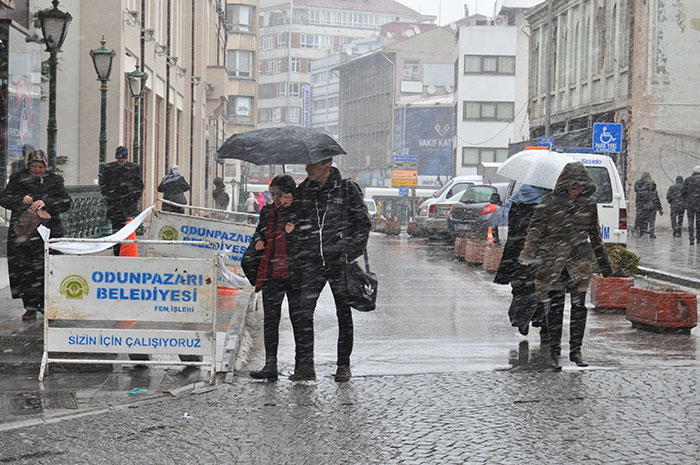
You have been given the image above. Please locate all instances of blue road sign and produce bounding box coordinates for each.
[401,147,409,155]
[398,186,409,196]
[392,155,419,163]
[592,122,623,153]
[538,137,554,149]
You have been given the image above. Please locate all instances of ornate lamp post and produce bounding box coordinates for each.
[127,62,148,165]
[89,37,115,175]
[37,0,72,170]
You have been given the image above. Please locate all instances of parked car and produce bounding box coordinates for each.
[425,190,469,236]
[447,183,510,241]
[415,175,483,235]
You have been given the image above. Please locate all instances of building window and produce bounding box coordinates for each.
[462,147,509,166]
[300,33,320,49]
[260,107,282,123]
[291,57,301,72]
[227,96,252,118]
[227,50,253,78]
[289,107,300,123]
[289,83,300,96]
[463,55,515,74]
[277,82,287,97]
[462,101,514,120]
[277,32,287,48]
[261,35,274,50]
[260,83,275,98]
[403,59,420,80]
[226,4,253,32]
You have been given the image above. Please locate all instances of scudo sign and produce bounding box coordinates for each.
[46,255,216,323]
[147,210,255,264]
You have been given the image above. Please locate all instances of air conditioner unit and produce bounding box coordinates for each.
[493,15,508,26]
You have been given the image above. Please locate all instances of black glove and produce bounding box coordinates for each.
[600,264,613,278]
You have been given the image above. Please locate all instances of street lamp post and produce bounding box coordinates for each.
[37,0,72,171]
[89,37,115,175]
[127,63,148,165]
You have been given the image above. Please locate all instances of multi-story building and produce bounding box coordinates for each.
[336,25,455,187]
[453,8,530,177]
[224,0,258,210]
[0,0,228,213]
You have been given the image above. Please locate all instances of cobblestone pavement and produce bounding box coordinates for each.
[0,365,698,464]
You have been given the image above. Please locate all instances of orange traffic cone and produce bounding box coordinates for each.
[119,218,139,257]
[486,226,494,244]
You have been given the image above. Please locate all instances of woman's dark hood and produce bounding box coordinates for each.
[552,161,597,199]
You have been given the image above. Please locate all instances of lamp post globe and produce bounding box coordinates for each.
[127,63,148,165]
[90,37,115,175]
[37,0,72,171]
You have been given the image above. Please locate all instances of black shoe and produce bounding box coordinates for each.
[570,351,589,367]
[517,323,529,336]
[650,234,656,238]
[21,310,36,322]
[289,364,316,381]
[334,366,352,383]
[250,364,278,381]
[548,350,562,371]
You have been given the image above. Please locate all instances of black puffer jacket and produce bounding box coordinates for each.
[294,167,371,266]
[682,172,700,212]
[99,161,144,218]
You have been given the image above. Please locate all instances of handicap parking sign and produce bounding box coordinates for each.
[592,122,623,153]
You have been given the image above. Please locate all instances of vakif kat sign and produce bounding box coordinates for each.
[146,210,255,265]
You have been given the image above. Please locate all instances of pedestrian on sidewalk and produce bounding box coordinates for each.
[245,192,257,224]
[666,176,685,237]
[637,181,663,238]
[292,159,371,382]
[157,165,190,214]
[0,150,72,321]
[247,175,300,381]
[494,184,550,343]
[633,172,652,235]
[99,146,144,256]
[212,177,230,211]
[519,162,612,370]
[682,166,700,245]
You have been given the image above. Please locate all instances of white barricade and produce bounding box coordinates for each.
[146,203,256,268]
[39,239,218,383]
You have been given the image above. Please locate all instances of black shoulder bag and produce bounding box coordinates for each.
[342,179,378,312]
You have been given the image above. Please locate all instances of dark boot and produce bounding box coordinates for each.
[548,348,562,372]
[569,351,589,367]
[539,327,550,348]
[289,363,316,381]
[250,358,278,381]
[334,366,352,382]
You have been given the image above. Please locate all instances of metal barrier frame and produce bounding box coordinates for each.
[39,238,218,384]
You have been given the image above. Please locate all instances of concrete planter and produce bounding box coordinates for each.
[463,239,485,264]
[590,275,635,313]
[626,287,697,333]
[482,245,503,272]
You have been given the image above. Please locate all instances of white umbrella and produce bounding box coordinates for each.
[497,149,574,189]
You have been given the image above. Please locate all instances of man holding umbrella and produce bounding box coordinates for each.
[291,159,371,382]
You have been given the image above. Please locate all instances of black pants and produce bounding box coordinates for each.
[670,207,684,236]
[542,271,587,357]
[260,278,300,362]
[687,209,700,243]
[293,262,353,367]
[637,209,657,237]
[509,277,545,329]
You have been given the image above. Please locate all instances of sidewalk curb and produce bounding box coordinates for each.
[637,266,700,290]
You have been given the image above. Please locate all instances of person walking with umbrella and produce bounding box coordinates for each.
[291,159,371,382]
[157,165,190,214]
[519,162,612,370]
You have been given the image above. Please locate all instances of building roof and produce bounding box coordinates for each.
[293,0,420,16]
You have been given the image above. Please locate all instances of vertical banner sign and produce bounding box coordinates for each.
[301,84,311,128]
[146,210,255,265]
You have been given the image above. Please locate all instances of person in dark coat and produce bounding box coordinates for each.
[666,176,685,237]
[0,150,72,321]
[637,181,663,238]
[99,146,143,255]
[248,175,300,381]
[520,162,612,370]
[494,184,550,342]
[633,172,651,235]
[212,177,230,211]
[157,165,190,214]
[681,166,700,245]
[291,160,371,382]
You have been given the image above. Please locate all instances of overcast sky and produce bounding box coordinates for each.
[397,0,542,25]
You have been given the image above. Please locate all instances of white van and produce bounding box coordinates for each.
[503,152,627,246]
[415,175,484,234]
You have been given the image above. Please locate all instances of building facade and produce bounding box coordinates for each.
[453,9,530,177]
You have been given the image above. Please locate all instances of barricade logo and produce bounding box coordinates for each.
[159,225,178,241]
[60,275,89,299]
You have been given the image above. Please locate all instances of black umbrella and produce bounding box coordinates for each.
[217,126,346,165]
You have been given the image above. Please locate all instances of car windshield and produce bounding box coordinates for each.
[460,186,496,203]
